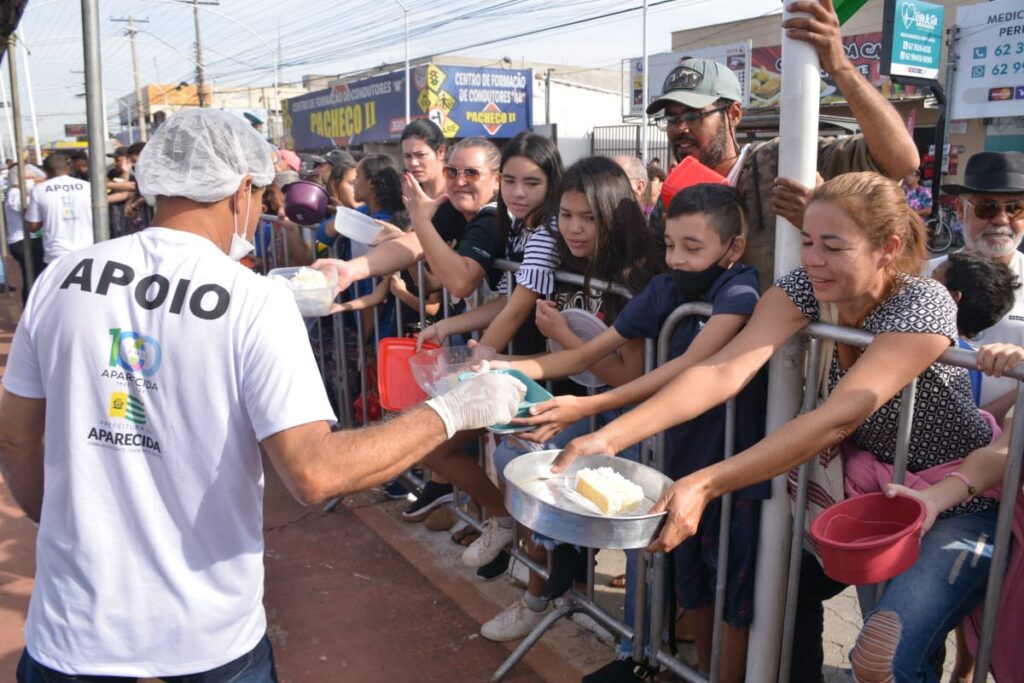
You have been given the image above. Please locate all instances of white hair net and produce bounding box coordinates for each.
[135,108,275,203]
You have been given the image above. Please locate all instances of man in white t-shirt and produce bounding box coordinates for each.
[24,153,94,264]
[4,166,47,305]
[927,151,1024,416]
[0,108,524,682]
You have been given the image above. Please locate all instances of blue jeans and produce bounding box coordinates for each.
[860,508,996,683]
[492,410,643,657]
[16,635,278,683]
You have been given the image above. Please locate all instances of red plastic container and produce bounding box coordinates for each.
[377,338,439,412]
[810,492,926,585]
[661,156,729,209]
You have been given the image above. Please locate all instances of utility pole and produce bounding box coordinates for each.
[111,15,149,141]
[177,0,220,107]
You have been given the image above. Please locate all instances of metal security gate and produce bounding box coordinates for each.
[591,124,670,163]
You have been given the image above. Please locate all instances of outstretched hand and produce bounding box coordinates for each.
[311,258,357,311]
[513,395,590,444]
[371,220,406,245]
[645,476,713,553]
[550,432,615,473]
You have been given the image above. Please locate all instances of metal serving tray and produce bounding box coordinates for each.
[503,450,672,550]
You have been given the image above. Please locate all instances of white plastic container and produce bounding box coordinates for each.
[334,207,383,244]
[267,266,338,317]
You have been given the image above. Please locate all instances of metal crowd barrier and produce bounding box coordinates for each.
[253,215,1023,682]
[777,322,1024,683]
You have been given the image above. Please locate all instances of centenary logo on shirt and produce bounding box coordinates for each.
[100,327,162,392]
[108,328,162,376]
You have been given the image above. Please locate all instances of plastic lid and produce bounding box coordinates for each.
[378,338,440,412]
[547,308,610,388]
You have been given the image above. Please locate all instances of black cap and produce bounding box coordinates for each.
[107,146,129,159]
[942,151,1024,195]
[325,149,355,167]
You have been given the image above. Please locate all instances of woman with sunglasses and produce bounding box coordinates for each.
[927,151,1024,423]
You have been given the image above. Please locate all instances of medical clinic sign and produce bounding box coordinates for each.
[951,0,1024,119]
[284,64,531,150]
[881,0,944,81]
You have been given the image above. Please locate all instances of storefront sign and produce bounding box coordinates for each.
[750,32,922,108]
[950,0,1024,119]
[421,64,532,140]
[882,0,944,81]
[628,42,751,116]
[284,64,531,150]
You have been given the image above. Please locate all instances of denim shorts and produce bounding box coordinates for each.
[673,498,760,627]
[17,634,278,683]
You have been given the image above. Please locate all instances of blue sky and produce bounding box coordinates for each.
[4,0,782,143]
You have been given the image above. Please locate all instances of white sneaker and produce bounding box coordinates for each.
[462,517,515,568]
[480,597,549,642]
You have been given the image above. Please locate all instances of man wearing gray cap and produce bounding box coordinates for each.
[0,108,524,681]
[646,0,919,288]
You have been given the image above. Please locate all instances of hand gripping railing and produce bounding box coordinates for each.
[251,223,1024,681]
[777,321,1024,683]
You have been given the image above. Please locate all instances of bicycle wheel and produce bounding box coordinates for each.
[926,220,954,254]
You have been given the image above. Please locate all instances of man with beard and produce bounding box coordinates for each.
[928,151,1024,418]
[646,0,919,287]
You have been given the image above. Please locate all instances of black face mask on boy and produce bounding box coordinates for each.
[670,238,735,302]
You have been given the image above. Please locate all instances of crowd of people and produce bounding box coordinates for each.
[1,0,1024,681]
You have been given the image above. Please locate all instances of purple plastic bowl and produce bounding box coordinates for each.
[282,180,329,225]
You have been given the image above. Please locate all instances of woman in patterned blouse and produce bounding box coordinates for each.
[557,172,1002,683]
[902,169,932,220]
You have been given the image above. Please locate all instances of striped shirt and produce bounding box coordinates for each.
[499,215,561,297]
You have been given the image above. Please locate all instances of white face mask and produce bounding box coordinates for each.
[228,189,255,261]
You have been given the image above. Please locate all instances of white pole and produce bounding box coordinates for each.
[395,0,411,125]
[0,71,14,160]
[640,0,649,163]
[16,32,43,164]
[745,7,821,681]
[272,49,280,144]
[101,86,109,150]
[404,7,410,124]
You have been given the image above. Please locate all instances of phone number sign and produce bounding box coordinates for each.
[951,0,1024,119]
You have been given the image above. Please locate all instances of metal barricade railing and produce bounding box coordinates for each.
[250,220,1024,682]
[776,321,1024,683]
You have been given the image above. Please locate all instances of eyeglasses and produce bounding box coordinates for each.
[654,106,728,131]
[964,198,1024,221]
[443,166,488,181]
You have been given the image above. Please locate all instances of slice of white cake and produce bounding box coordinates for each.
[575,467,645,515]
